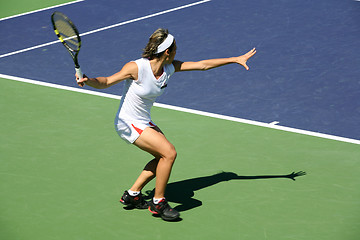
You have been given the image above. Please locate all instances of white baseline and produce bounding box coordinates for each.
[1,73,359,145]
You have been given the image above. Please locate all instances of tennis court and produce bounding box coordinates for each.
[1,1,359,239]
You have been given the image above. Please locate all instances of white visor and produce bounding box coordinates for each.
[155,34,174,54]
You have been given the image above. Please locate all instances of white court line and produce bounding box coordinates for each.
[79,0,211,37]
[0,0,85,22]
[0,0,211,59]
[1,73,359,145]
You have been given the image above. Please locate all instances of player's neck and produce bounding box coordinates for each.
[149,58,165,79]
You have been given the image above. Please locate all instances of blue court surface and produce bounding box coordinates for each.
[1,0,360,141]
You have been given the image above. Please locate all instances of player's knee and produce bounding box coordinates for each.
[165,144,177,163]
[171,148,178,162]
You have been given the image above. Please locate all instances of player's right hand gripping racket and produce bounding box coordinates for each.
[51,11,83,85]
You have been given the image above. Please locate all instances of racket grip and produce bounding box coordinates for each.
[75,67,83,80]
[75,67,84,86]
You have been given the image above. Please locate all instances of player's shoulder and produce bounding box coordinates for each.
[123,61,138,72]
[172,60,183,72]
[117,61,139,80]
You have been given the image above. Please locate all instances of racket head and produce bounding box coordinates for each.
[51,11,81,61]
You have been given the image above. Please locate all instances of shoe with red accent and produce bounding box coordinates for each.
[148,198,180,221]
[119,191,148,209]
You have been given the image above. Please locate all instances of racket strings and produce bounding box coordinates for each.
[53,15,80,51]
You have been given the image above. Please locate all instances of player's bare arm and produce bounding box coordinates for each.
[173,48,256,72]
[76,61,138,88]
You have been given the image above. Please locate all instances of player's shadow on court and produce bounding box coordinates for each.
[145,171,306,212]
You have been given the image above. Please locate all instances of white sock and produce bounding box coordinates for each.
[128,190,140,196]
[153,197,165,204]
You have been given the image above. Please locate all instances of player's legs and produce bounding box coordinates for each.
[132,126,177,199]
[129,158,159,192]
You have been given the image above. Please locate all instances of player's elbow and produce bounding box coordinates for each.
[198,62,209,71]
[201,66,213,71]
[198,61,213,71]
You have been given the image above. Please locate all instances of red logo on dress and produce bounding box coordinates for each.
[131,124,143,134]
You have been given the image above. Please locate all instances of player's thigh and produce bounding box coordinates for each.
[134,127,176,159]
[151,125,164,135]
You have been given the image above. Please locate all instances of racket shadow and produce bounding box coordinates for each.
[144,171,306,212]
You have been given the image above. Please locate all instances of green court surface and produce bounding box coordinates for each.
[1,78,359,240]
[0,0,76,19]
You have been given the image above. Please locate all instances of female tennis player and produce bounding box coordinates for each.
[76,28,256,221]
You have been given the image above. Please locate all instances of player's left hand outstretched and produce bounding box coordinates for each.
[236,48,257,70]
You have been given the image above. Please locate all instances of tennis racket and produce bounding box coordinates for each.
[51,11,83,85]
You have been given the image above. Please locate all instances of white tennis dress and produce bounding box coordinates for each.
[114,58,175,143]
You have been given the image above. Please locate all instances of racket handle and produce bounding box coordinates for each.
[75,67,83,80]
[75,67,84,86]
